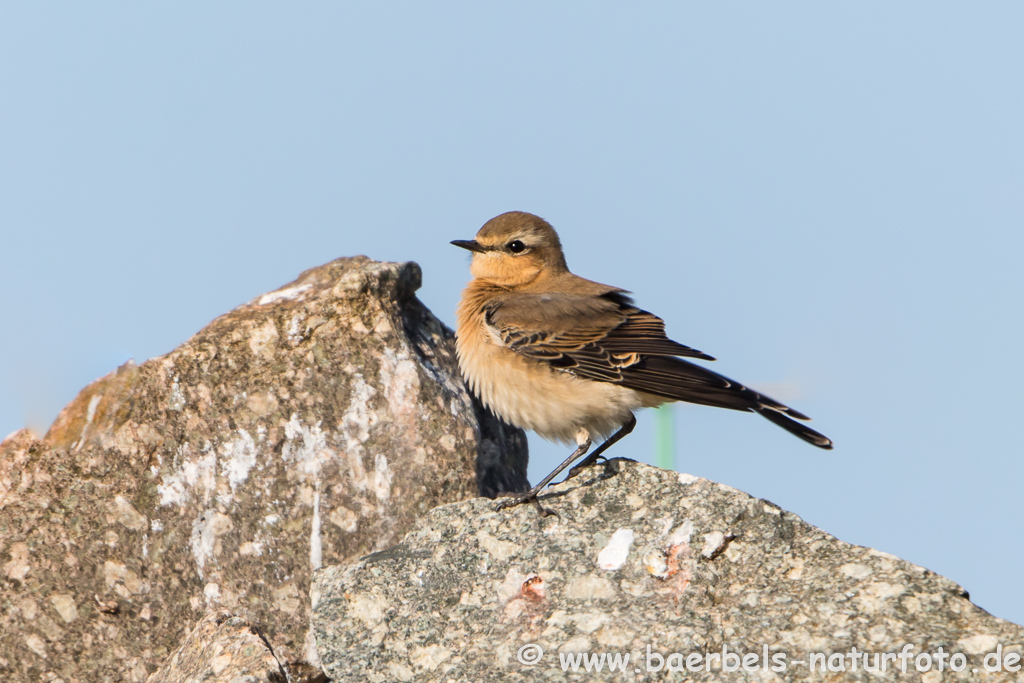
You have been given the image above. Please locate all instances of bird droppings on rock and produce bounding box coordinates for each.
[312,459,1024,682]
[0,257,527,683]
[596,528,634,570]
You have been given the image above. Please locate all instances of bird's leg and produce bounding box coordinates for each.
[495,429,592,514]
[567,413,637,480]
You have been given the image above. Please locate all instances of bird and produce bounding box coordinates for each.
[452,211,832,511]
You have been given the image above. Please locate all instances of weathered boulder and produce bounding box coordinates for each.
[312,459,1024,682]
[145,610,287,683]
[0,257,528,682]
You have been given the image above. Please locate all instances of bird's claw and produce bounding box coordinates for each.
[494,495,528,512]
[567,455,607,480]
[495,493,558,518]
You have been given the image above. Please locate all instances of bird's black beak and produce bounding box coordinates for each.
[450,239,486,253]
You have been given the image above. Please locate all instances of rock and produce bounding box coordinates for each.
[0,257,528,682]
[312,460,1024,682]
[146,610,287,683]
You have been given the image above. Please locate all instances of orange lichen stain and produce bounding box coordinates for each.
[521,575,545,601]
[502,574,547,635]
[662,542,693,600]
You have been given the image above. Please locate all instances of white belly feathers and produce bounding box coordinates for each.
[456,330,659,444]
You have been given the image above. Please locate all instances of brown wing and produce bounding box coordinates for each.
[485,291,833,449]
[486,291,713,364]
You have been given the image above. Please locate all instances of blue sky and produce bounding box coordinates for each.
[2,4,1022,624]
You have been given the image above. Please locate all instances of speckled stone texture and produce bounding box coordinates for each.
[313,459,1024,682]
[146,610,287,683]
[0,257,527,682]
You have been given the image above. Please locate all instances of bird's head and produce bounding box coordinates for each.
[451,211,568,288]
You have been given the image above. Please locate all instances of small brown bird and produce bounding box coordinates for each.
[453,211,832,510]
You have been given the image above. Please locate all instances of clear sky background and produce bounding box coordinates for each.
[2,4,1022,624]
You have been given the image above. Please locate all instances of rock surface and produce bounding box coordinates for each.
[146,610,287,683]
[313,459,1024,682]
[0,257,527,682]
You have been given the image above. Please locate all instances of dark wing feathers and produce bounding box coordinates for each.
[488,294,714,362]
[595,313,717,360]
[484,292,832,449]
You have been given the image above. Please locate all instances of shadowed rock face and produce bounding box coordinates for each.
[0,257,528,683]
[312,460,1024,683]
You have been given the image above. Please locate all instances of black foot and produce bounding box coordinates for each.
[494,493,558,518]
[567,454,608,480]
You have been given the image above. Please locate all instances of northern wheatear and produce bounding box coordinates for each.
[453,211,832,510]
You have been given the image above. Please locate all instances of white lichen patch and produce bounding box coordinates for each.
[283,414,332,480]
[337,376,378,492]
[220,429,258,495]
[157,444,217,507]
[257,283,312,306]
[282,415,336,573]
[597,528,634,570]
[190,511,233,580]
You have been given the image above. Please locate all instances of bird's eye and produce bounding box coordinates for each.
[507,240,526,254]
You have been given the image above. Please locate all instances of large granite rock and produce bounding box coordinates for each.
[0,257,528,682]
[312,459,1024,682]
